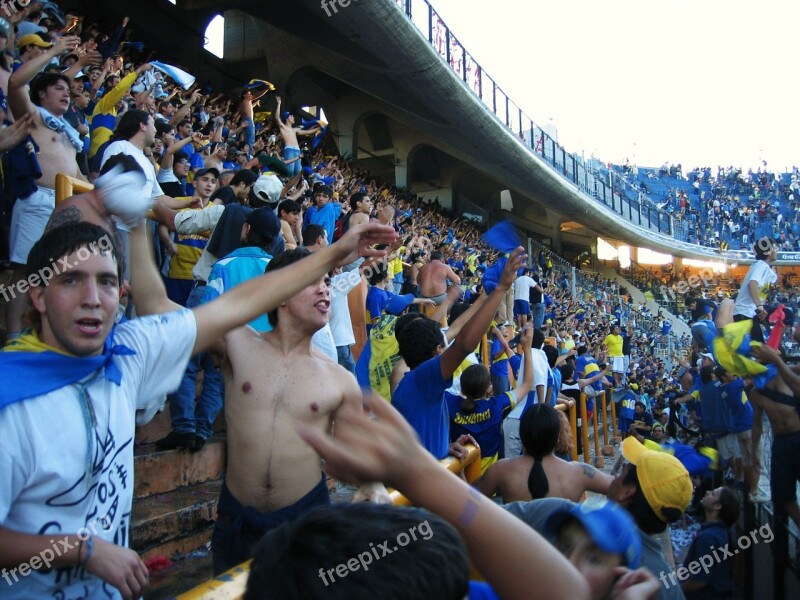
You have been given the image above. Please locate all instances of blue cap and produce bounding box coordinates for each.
[545,500,642,568]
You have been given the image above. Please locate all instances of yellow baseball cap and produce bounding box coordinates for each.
[622,436,692,522]
[17,34,54,49]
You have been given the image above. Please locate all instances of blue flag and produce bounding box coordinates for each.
[482,220,520,253]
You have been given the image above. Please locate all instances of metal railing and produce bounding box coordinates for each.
[392,0,674,237]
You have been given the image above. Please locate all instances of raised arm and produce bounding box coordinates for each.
[191,223,397,353]
[440,248,526,379]
[8,35,80,119]
[513,325,535,399]
[297,393,589,600]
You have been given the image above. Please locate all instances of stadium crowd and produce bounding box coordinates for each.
[0,3,798,600]
[614,161,800,252]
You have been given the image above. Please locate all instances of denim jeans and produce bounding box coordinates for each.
[532,302,545,329]
[283,146,301,177]
[336,344,356,374]
[170,285,224,439]
[243,117,255,151]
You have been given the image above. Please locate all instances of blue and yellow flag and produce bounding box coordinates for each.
[712,319,776,387]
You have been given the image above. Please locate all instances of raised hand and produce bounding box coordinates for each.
[332,223,398,267]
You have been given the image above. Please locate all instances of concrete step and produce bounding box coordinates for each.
[145,550,213,600]
[134,436,226,499]
[132,480,221,554]
[135,408,173,445]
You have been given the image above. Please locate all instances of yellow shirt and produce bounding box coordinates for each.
[603,333,623,357]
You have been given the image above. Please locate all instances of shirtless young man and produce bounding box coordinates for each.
[347,192,372,229]
[750,338,800,528]
[274,94,320,177]
[239,86,270,151]
[5,34,83,337]
[211,247,388,573]
[418,250,461,305]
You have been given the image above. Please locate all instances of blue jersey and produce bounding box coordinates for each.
[721,378,753,433]
[699,381,731,436]
[446,391,516,459]
[393,355,452,459]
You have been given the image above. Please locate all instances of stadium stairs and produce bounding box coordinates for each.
[132,399,223,598]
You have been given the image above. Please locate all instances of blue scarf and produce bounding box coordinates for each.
[36,106,84,153]
[1,328,136,411]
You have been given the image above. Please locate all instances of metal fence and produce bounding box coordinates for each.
[392,0,674,237]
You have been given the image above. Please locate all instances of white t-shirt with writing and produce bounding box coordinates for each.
[0,310,196,599]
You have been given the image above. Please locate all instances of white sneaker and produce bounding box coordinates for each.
[748,492,770,503]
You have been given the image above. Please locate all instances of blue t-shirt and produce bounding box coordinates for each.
[700,381,731,436]
[683,522,735,599]
[306,201,343,243]
[575,355,595,377]
[490,338,509,378]
[722,378,753,433]
[617,390,637,431]
[446,390,516,459]
[393,355,452,459]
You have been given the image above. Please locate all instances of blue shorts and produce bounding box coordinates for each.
[513,299,530,317]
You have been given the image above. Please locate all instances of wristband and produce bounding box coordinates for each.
[79,534,94,567]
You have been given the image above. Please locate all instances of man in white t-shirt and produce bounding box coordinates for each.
[513,268,536,329]
[503,328,549,457]
[0,214,397,599]
[733,236,778,343]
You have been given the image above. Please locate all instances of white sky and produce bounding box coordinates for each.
[431,0,799,173]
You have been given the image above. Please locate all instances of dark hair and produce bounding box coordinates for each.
[155,121,174,137]
[532,328,545,349]
[230,169,258,188]
[264,248,311,326]
[520,404,560,499]
[30,72,70,107]
[622,465,679,533]
[576,345,588,356]
[397,318,444,370]
[459,364,491,413]
[113,109,150,141]
[103,74,120,89]
[394,313,424,338]
[302,224,327,247]
[716,487,740,528]
[350,192,368,211]
[430,251,443,261]
[366,261,389,286]
[278,199,301,216]
[99,153,145,177]
[560,364,575,381]
[699,364,715,385]
[543,344,558,368]
[244,503,468,600]
[448,302,470,326]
